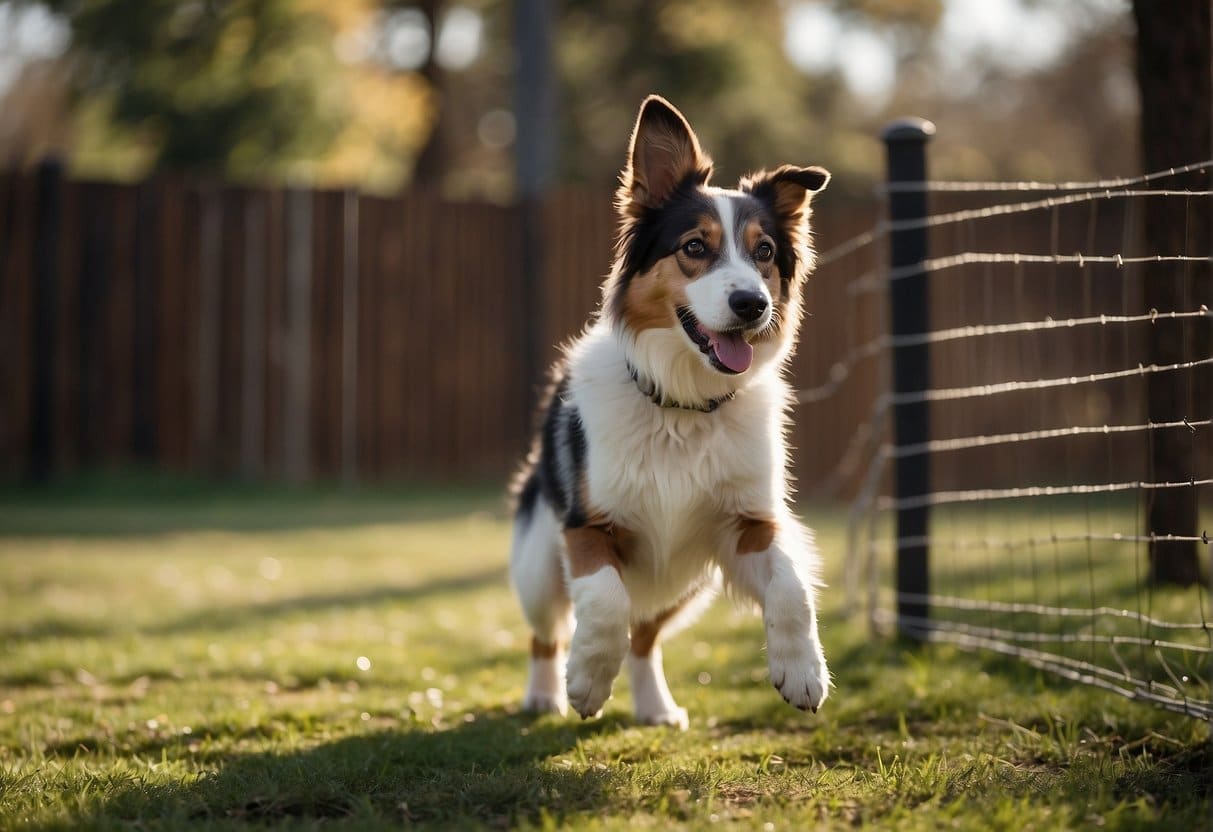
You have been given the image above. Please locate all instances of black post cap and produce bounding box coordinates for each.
[881,118,936,143]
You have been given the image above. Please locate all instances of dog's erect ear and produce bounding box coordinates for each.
[741,165,830,222]
[620,95,713,212]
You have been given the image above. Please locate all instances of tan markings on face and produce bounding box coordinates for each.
[620,218,720,332]
[738,216,788,344]
[531,636,559,658]
[564,524,625,578]
[675,218,723,277]
[621,216,723,333]
[621,258,679,331]
[741,218,775,278]
[737,515,777,555]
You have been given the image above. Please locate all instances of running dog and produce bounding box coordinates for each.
[509,95,830,728]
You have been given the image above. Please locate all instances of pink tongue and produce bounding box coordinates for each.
[709,331,754,373]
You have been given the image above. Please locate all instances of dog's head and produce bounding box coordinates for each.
[604,95,828,387]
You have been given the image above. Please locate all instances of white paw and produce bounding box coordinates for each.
[522,654,567,715]
[565,569,630,720]
[635,704,689,730]
[768,641,829,713]
[522,690,568,716]
[565,643,624,719]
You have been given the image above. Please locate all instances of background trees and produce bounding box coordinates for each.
[1,0,1139,198]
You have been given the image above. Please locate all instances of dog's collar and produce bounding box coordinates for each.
[626,362,735,413]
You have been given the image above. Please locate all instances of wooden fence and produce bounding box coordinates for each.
[5,162,1181,496]
[0,163,879,487]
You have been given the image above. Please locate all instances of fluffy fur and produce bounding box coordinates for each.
[509,95,831,727]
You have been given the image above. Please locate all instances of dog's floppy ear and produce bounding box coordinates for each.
[619,95,713,214]
[741,165,830,222]
[741,165,830,283]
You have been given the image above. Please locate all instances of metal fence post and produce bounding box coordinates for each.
[882,118,935,639]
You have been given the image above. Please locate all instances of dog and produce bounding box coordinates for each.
[509,95,830,728]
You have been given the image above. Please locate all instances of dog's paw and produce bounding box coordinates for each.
[565,648,622,719]
[635,704,689,730]
[522,691,568,716]
[769,648,829,713]
[522,653,568,716]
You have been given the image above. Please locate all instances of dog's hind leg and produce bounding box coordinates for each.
[510,489,572,715]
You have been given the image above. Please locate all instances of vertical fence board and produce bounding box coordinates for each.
[132,179,159,461]
[341,189,359,485]
[195,185,222,473]
[29,162,63,481]
[241,191,267,478]
[156,177,188,469]
[216,187,245,475]
[317,189,345,478]
[76,182,110,468]
[106,185,137,466]
[0,172,32,477]
[451,202,477,476]
[262,189,285,476]
[283,188,313,482]
[53,179,80,473]
[356,195,381,478]
[378,195,406,476]
[398,192,424,475]
[308,191,330,477]
[416,193,442,475]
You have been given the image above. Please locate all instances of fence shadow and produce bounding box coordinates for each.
[67,709,627,829]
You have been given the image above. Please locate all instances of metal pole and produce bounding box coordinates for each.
[882,118,935,639]
[514,0,555,421]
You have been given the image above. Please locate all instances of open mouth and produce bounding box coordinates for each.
[676,306,755,374]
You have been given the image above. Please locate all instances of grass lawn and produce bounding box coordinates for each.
[0,475,1209,830]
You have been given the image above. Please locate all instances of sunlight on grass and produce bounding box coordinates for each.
[0,480,1208,829]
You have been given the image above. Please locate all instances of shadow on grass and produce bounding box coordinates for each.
[148,565,510,638]
[0,566,509,669]
[79,710,627,829]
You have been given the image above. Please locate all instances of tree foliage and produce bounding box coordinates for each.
[554,0,942,192]
[5,0,1141,195]
[40,0,431,184]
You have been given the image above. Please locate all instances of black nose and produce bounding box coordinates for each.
[728,290,768,323]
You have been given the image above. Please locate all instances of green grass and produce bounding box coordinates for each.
[0,475,1209,830]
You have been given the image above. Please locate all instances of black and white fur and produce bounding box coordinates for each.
[510,96,830,727]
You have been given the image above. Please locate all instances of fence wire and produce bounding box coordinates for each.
[798,158,1213,721]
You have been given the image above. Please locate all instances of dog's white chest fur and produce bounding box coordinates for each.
[566,324,785,616]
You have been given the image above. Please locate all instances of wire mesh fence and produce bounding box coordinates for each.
[798,127,1212,721]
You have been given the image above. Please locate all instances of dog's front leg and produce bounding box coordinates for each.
[724,516,829,712]
[562,525,631,719]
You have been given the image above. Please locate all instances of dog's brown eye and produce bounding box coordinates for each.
[754,242,774,262]
[682,239,706,257]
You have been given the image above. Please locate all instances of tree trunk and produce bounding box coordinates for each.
[411,0,450,188]
[1132,0,1212,586]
